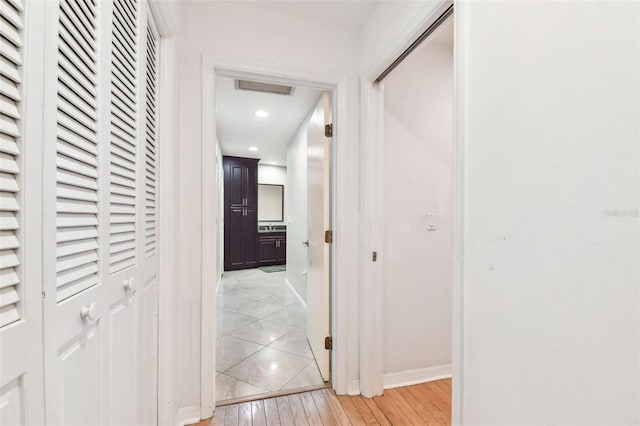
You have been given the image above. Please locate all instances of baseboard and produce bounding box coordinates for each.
[347,380,361,396]
[285,277,306,309]
[383,364,452,390]
[175,405,201,426]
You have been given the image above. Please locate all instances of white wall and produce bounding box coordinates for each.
[285,110,312,303]
[176,1,362,412]
[458,1,640,424]
[381,21,453,378]
[258,164,287,225]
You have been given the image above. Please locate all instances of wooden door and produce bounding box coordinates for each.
[226,207,245,268]
[243,207,258,267]
[306,93,331,381]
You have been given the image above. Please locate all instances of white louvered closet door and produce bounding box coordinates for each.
[0,0,45,424]
[42,0,107,424]
[105,0,142,424]
[138,8,159,426]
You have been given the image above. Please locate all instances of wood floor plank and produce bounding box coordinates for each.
[408,384,450,424]
[310,390,338,425]
[363,398,392,426]
[264,398,281,425]
[224,404,239,426]
[373,389,427,425]
[288,394,311,425]
[238,402,252,426]
[299,391,323,426]
[416,383,451,414]
[322,389,352,425]
[336,395,368,426]
[275,396,296,425]
[395,386,442,425]
[212,406,226,425]
[252,400,268,426]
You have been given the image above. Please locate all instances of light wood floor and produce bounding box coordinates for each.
[193,379,451,425]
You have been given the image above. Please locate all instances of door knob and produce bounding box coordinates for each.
[123,277,135,291]
[302,240,309,247]
[80,302,97,321]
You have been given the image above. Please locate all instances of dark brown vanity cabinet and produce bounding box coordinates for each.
[258,232,286,266]
[224,157,259,271]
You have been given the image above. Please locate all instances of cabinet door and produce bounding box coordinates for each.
[228,163,245,207]
[243,208,258,266]
[276,239,287,262]
[245,163,258,207]
[226,208,245,268]
[258,239,277,263]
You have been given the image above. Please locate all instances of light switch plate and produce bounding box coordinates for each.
[428,212,436,230]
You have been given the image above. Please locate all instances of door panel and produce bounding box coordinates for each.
[244,208,258,266]
[258,239,277,262]
[306,93,331,380]
[0,1,45,424]
[245,165,258,207]
[44,1,106,424]
[60,324,101,426]
[105,0,142,423]
[229,165,245,207]
[139,9,160,425]
[227,208,245,267]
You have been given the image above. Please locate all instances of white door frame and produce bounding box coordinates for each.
[360,0,463,422]
[146,2,180,426]
[200,55,349,417]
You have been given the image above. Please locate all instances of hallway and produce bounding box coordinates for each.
[216,269,325,401]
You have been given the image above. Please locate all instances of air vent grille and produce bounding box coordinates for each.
[235,80,294,96]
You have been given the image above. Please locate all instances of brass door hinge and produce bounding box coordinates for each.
[325,336,333,350]
[324,230,333,244]
[325,123,333,138]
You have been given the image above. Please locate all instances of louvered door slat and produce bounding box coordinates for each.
[144,18,158,258]
[55,0,99,302]
[109,0,138,274]
[0,0,21,328]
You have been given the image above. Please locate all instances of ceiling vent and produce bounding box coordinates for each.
[235,79,295,96]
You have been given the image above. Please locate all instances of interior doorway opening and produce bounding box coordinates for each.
[213,74,334,404]
[374,7,454,405]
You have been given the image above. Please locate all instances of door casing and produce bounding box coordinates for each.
[201,58,344,418]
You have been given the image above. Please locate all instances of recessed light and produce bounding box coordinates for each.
[270,161,278,165]
[249,146,258,152]
[255,110,269,118]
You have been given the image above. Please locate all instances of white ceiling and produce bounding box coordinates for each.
[216,76,323,165]
[236,1,380,31]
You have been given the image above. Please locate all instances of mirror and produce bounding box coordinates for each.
[258,184,284,222]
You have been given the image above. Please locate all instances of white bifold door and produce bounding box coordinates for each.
[306,93,332,381]
[0,0,45,424]
[40,1,160,425]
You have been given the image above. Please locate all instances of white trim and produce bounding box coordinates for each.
[285,278,307,309]
[361,0,461,419]
[452,3,466,425]
[383,365,452,390]
[149,2,180,425]
[174,405,202,426]
[200,53,217,419]
[201,55,352,415]
[347,381,361,396]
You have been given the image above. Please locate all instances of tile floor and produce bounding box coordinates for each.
[215,268,324,402]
